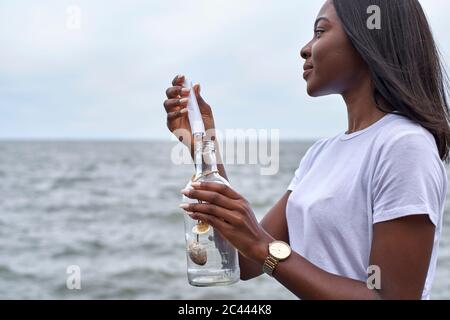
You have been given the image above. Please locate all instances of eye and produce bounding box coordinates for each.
[314,29,324,38]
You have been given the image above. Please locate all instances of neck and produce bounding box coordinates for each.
[341,78,388,134]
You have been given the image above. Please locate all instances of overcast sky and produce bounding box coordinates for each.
[1,0,449,140]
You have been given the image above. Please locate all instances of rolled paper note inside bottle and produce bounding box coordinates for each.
[182,78,205,137]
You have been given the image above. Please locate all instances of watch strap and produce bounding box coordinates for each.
[263,254,279,277]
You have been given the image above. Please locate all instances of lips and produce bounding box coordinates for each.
[303,64,314,80]
[303,68,313,80]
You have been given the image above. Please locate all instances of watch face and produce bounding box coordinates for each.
[269,241,291,260]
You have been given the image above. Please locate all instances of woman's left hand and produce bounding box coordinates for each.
[180,182,273,264]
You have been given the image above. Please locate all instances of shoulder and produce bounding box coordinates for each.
[370,115,448,226]
[371,114,447,191]
[374,114,439,159]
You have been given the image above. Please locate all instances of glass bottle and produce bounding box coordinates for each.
[182,138,240,286]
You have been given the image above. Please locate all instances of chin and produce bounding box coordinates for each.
[306,81,338,97]
[307,87,319,97]
[305,76,323,97]
[306,82,322,97]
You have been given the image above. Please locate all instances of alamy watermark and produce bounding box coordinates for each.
[367,5,381,30]
[66,5,82,30]
[64,263,380,292]
[171,128,280,176]
[367,265,381,290]
[66,265,81,290]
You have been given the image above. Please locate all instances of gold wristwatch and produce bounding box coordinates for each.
[263,240,292,277]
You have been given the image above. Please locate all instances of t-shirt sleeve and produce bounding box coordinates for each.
[287,139,325,191]
[371,133,447,226]
[287,153,310,191]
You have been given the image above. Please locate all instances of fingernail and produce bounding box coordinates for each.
[181,88,190,94]
[191,182,201,188]
[181,189,190,195]
[178,74,184,79]
[179,203,189,209]
[180,98,189,105]
[194,83,200,92]
[180,108,188,114]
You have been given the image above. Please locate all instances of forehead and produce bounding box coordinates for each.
[316,0,339,22]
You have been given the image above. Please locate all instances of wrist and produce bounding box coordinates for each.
[262,240,292,277]
[253,232,275,265]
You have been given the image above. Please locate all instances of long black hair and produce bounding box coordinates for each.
[333,0,450,162]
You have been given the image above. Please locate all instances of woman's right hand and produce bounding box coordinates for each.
[164,75,216,154]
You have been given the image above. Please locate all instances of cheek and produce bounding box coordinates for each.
[313,40,349,81]
[308,36,364,95]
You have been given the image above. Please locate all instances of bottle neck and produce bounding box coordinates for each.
[194,138,218,177]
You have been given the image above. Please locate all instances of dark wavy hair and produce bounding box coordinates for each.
[333,0,450,163]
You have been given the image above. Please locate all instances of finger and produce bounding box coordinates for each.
[172,74,185,86]
[182,189,239,211]
[193,83,200,94]
[163,97,189,113]
[180,203,240,225]
[166,86,190,99]
[193,83,208,106]
[189,211,232,233]
[167,107,188,121]
[191,182,242,200]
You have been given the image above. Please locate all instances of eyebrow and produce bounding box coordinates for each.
[314,17,330,29]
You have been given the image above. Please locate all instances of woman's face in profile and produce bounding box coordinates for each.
[301,0,368,97]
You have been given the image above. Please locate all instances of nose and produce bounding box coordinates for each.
[300,43,311,60]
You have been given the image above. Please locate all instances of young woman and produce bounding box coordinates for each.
[163,0,449,299]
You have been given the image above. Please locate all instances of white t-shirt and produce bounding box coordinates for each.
[286,113,448,299]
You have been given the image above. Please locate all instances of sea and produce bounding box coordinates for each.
[0,141,449,299]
